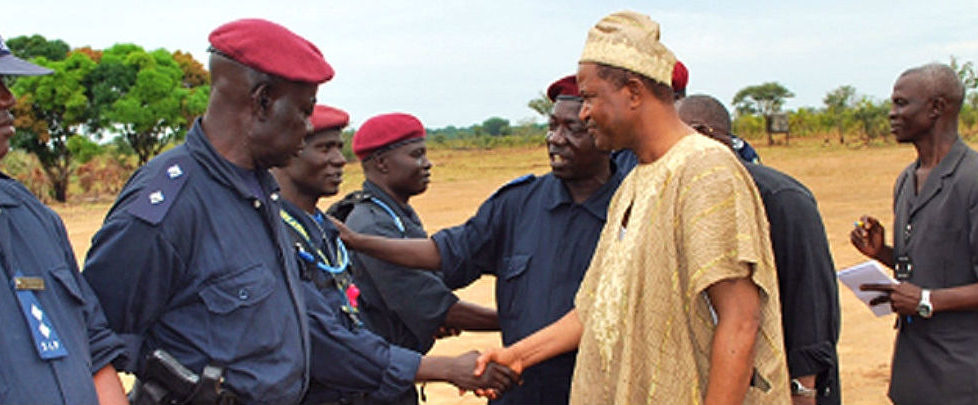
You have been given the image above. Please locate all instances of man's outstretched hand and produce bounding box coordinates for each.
[473,348,525,399]
[444,350,519,399]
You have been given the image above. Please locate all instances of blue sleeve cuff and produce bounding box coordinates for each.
[367,345,422,401]
[88,329,128,375]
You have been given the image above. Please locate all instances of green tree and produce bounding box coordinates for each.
[482,117,511,136]
[823,85,858,144]
[732,82,795,116]
[788,107,820,138]
[732,82,794,145]
[91,44,208,165]
[6,34,70,61]
[527,92,554,119]
[852,96,890,142]
[11,52,97,202]
[950,56,978,133]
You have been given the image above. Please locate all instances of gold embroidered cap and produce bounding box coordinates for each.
[579,10,676,86]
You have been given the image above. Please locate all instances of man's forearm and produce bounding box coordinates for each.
[704,277,761,405]
[705,315,758,405]
[415,356,452,382]
[444,300,499,331]
[509,309,583,369]
[932,282,978,312]
[93,364,128,405]
[351,234,441,270]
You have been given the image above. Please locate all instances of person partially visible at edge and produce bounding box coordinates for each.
[473,11,791,404]
[851,63,978,405]
[680,94,842,405]
[327,112,500,403]
[0,33,128,405]
[270,105,517,405]
[82,19,331,404]
[614,59,759,172]
[324,74,624,405]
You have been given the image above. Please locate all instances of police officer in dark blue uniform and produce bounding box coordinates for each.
[82,19,333,404]
[336,113,500,352]
[271,105,518,405]
[330,75,625,405]
[327,112,501,404]
[0,34,128,405]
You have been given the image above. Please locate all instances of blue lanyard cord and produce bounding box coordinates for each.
[295,237,350,275]
[369,197,406,234]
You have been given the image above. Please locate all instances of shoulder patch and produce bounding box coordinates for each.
[127,156,192,225]
[490,174,536,199]
[326,190,373,222]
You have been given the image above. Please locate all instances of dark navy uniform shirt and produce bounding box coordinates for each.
[431,163,625,405]
[745,163,840,405]
[279,200,421,405]
[0,173,126,405]
[82,120,309,405]
[345,181,458,356]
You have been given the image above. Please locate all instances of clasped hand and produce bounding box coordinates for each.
[447,350,520,398]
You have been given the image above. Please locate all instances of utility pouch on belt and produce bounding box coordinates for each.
[129,349,237,405]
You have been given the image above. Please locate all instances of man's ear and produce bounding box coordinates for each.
[930,96,948,119]
[373,154,390,174]
[251,83,272,120]
[624,77,644,108]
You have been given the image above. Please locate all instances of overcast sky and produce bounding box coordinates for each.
[4,0,977,128]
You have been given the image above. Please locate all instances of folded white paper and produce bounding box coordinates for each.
[837,260,898,317]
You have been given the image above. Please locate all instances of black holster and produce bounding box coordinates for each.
[129,349,238,405]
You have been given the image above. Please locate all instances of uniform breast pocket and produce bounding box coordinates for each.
[496,254,531,319]
[197,263,279,353]
[199,263,276,314]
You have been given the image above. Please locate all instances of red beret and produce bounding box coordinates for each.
[672,60,688,93]
[209,18,334,83]
[353,113,426,160]
[546,75,580,102]
[311,105,349,132]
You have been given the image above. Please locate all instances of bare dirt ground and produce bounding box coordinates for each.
[54,137,931,404]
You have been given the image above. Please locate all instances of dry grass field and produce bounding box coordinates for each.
[51,136,943,404]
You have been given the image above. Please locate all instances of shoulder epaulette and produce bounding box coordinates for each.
[490,174,536,199]
[326,190,373,222]
[127,156,192,225]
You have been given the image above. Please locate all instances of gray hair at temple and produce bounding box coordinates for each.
[899,63,965,113]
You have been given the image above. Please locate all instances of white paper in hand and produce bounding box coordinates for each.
[837,260,898,316]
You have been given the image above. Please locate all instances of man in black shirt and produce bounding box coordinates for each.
[678,94,841,405]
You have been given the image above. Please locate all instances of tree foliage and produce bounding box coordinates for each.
[732,82,794,117]
[823,85,857,143]
[5,34,69,61]
[527,92,554,119]
[90,44,208,165]
[11,51,97,202]
[482,116,512,136]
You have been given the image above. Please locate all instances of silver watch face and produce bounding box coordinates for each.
[917,302,933,318]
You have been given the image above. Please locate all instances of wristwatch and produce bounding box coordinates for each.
[790,379,816,397]
[917,289,934,318]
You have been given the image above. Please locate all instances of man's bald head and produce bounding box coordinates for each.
[677,94,732,137]
[899,63,965,114]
